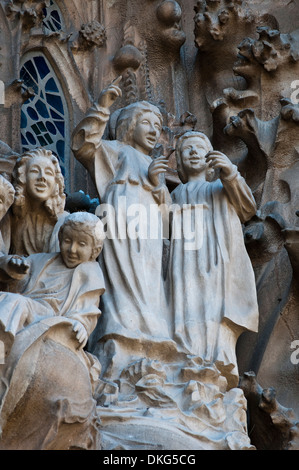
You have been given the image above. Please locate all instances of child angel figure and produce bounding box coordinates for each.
[71,76,171,342]
[167,131,259,388]
[0,211,106,352]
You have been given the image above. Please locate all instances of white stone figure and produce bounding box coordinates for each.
[10,147,67,256]
[0,212,106,450]
[167,131,259,388]
[0,211,105,350]
[71,77,171,346]
[0,175,15,254]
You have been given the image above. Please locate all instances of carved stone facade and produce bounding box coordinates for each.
[0,0,299,451]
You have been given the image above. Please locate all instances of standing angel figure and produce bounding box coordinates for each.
[167,131,259,387]
[0,211,106,353]
[71,77,171,344]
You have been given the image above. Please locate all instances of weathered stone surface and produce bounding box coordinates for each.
[0,0,299,451]
[0,212,106,449]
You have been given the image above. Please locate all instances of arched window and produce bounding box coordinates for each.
[42,0,64,32]
[20,54,69,186]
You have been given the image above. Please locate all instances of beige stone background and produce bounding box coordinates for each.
[0,0,299,449]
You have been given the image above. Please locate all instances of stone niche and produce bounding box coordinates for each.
[0,0,298,451]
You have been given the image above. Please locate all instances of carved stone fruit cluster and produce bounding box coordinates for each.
[79,20,107,48]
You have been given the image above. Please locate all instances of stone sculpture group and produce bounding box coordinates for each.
[0,77,259,450]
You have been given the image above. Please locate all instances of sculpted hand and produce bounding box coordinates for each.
[148,155,169,187]
[7,256,30,280]
[72,320,88,349]
[206,151,236,179]
[98,76,122,109]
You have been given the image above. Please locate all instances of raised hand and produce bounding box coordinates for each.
[7,255,30,280]
[206,151,236,179]
[98,76,122,109]
[148,155,169,187]
[72,320,88,349]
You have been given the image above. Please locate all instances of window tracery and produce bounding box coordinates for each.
[42,0,64,32]
[20,54,69,181]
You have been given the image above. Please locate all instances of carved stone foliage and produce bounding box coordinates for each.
[240,371,299,450]
[197,4,299,412]
[95,352,254,450]
[193,0,278,107]
[4,0,50,30]
[78,21,107,49]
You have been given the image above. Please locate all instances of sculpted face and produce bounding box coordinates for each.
[132,111,162,154]
[60,226,94,268]
[26,156,56,202]
[180,137,209,175]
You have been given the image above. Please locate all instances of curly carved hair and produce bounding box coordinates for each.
[58,211,105,257]
[12,147,66,220]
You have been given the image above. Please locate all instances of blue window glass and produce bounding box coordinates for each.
[46,121,57,135]
[35,99,50,119]
[31,124,41,135]
[50,109,64,121]
[42,0,63,33]
[45,77,59,93]
[20,54,69,182]
[21,68,38,94]
[33,56,50,80]
[44,133,54,144]
[37,122,47,133]
[51,10,61,24]
[21,110,27,128]
[56,140,65,159]
[26,131,37,145]
[37,135,48,146]
[23,60,38,83]
[54,120,65,136]
[27,107,39,121]
[46,93,64,114]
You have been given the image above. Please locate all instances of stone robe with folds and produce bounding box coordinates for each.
[0,252,105,348]
[71,104,171,351]
[10,211,69,256]
[167,170,259,387]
